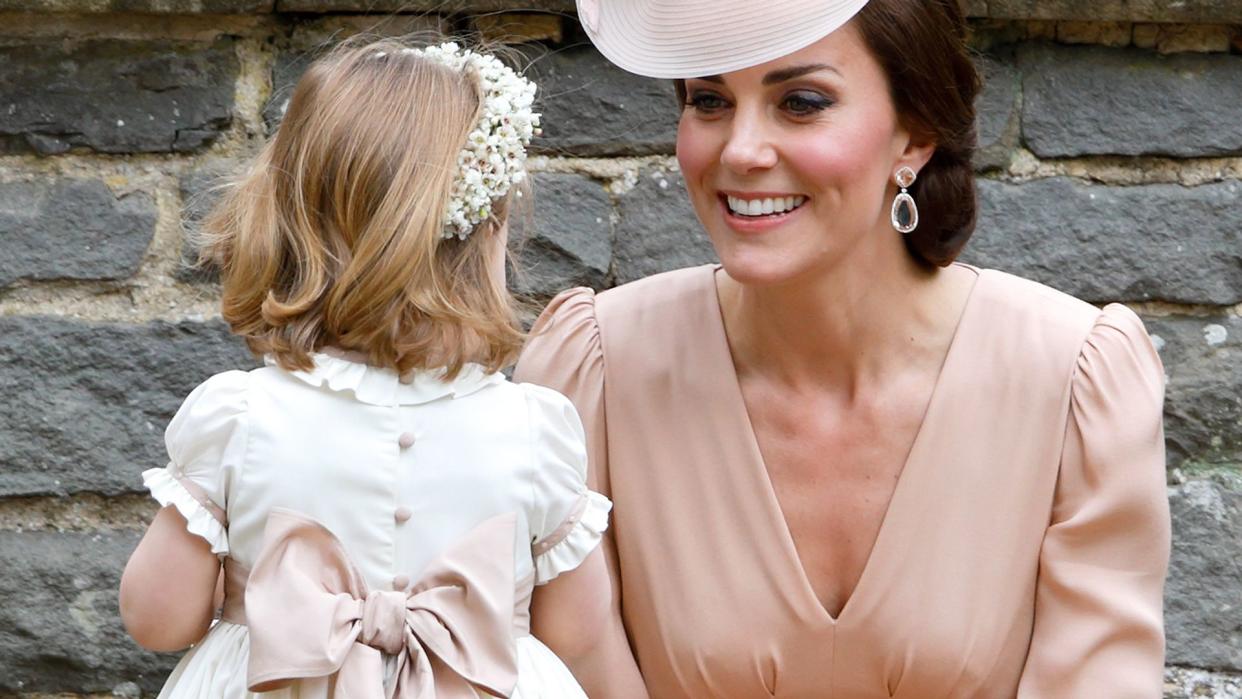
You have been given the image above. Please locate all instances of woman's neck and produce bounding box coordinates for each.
[716,246,970,398]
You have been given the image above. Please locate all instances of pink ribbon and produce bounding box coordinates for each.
[243,508,519,698]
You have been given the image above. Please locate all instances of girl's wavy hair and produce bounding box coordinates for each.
[196,35,526,378]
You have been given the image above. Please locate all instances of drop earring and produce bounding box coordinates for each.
[891,166,918,234]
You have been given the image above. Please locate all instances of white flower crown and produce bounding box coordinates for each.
[377,42,541,240]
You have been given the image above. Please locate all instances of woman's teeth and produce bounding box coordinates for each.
[726,195,807,217]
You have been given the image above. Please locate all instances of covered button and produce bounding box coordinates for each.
[398,432,415,449]
[392,574,410,590]
[394,506,412,523]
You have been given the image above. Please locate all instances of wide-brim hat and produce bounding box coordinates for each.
[576,0,872,79]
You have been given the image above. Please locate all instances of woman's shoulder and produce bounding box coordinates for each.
[968,266,1159,382]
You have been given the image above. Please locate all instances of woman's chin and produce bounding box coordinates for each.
[715,251,818,289]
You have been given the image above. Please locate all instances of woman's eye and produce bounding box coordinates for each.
[782,91,833,115]
[686,92,728,112]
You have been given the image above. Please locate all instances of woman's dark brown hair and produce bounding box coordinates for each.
[674,0,981,267]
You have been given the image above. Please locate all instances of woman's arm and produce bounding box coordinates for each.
[1016,306,1170,697]
[119,505,221,651]
[532,545,648,698]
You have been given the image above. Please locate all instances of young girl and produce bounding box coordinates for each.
[119,37,646,698]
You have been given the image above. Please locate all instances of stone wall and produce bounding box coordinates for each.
[0,2,1239,697]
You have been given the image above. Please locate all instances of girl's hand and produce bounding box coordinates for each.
[119,506,222,651]
[531,544,649,698]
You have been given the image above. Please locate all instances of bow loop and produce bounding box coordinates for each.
[243,508,520,698]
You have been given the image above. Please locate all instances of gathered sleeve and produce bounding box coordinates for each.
[523,383,612,585]
[514,287,610,497]
[141,370,249,556]
[1017,304,1171,698]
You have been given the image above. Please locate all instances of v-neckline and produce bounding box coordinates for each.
[705,263,984,625]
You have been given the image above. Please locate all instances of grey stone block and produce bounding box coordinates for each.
[1020,44,1242,158]
[974,52,1020,170]
[0,530,178,694]
[511,172,612,297]
[1165,476,1242,672]
[978,0,1242,23]
[177,163,241,283]
[1144,316,1242,473]
[964,178,1242,305]
[0,39,236,155]
[526,43,679,156]
[263,49,316,133]
[0,317,256,498]
[0,179,156,288]
[613,168,717,285]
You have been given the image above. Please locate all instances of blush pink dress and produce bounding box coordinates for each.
[514,263,1171,699]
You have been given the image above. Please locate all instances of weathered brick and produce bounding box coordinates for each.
[965,178,1242,305]
[1054,20,1132,46]
[1019,44,1242,158]
[475,12,563,44]
[613,168,716,285]
[525,43,679,157]
[511,172,611,297]
[1145,316,1242,473]
[0,317,256,498]
[0,530,178,694]
[0,38,236,155]
[0,179,155,288]
[1165,476,1242,672]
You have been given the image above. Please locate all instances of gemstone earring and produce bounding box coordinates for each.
[891,166,919,234]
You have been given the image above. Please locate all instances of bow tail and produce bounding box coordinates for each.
[332,644,390,699]
[390,637,488,699]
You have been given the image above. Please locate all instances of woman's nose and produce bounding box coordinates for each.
[720,109,778,174]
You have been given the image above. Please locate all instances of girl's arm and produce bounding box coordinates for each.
[119,505,221,651]
[531,545,648,699]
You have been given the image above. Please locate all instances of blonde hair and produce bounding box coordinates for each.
[198,36,525,378]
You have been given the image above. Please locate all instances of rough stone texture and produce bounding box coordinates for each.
[0,39,236,156]
[1165,476,1242,672]
[1151,24,1235,54]
[0,179,156,288]
[1055,20,1133,46]
[511,172,611,297]
[980,1,1242,23]
[525,43,679,156]
[475,12,563,44]
[1020,44,1242,158]
[0,0,270,10]
[965,178,1242,305]
[1164,667,1242,698]
[613,168,716,285]
[277,0,572,10]
[0,530,177,694]
[0,317,256,498]
[1145,316,1242,474]
[176,162,239,283]
[974,52,1020,170]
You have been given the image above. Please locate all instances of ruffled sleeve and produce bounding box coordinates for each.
[514,288,610,496]
[523,383,612,585]
[141,370,249,556]
[1017,304,1170,698]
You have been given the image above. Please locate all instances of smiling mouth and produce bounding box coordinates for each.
[722,194,808,218]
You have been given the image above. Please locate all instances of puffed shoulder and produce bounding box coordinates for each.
[521,383,611,584]
[516,287,601,385]
[142,370,250,555]
[1072,304,1165,441]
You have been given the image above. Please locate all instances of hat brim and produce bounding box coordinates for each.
[578,0,872,79]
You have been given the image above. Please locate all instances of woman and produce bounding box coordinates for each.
[522,0,1171,697]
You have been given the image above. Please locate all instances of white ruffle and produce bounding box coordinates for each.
[142,467,229,556]
[533,490,611,585]
[270,353,505,407]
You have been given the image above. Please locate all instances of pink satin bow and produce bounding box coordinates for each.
[243,508,519,699]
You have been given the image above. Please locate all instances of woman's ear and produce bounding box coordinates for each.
[895,136,936,181]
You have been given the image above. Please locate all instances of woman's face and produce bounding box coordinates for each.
[676,22,930,287]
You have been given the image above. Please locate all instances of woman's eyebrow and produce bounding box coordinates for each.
[762,63,840,85]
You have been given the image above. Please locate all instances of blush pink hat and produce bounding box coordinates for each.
[576,0,872,79]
